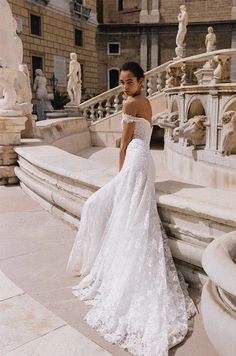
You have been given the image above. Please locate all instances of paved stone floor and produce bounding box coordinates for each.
[0,185,218,356]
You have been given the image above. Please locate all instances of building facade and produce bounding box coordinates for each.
[9,0,98,99]
[97,0,236,93]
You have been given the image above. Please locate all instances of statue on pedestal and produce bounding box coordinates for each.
[175,5,188,59]
[205,27,216,53]
[0,0,24,114]
[67,53,81,106]
[33,69,48,120]
[14,64,32,115]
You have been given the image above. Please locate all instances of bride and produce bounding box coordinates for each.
[67,62,197,356]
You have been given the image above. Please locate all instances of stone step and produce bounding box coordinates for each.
[14,144,236,287]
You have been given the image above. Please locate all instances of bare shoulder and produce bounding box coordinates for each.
[136,95,152,120]
[123,97,137,116]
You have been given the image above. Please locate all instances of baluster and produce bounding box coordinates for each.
[114,94,119,112]
[83,108,88,119]
[165,68,175,89]
[98,101,103,120]
[147,76,153,96]
[105,98,111,116]
[156,73,162,92]
[90,105,95,122]
[180,64,187,86]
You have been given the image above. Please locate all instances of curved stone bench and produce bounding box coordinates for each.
[15,143,236,287]
[201,231,236,356]
[36,117,91,154]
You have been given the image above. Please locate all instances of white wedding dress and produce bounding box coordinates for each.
[67,113,197,356]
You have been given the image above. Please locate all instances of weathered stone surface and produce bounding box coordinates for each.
[0,116,27,145]
[21,114,37,139]
[0,165,18,185]
[36,117,91,154]
[0,146,17,165]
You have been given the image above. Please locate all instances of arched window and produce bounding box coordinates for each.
[108,68,119,89]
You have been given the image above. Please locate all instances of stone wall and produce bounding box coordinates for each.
[103,0,233,24]
[103,0,141,24]
[159,0,232,23]
[8,0,98,98]
[97,29,140,93]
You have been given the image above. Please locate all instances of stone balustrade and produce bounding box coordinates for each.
[201,232,236,356]
[166,48,236,87]
[79,61,171,124]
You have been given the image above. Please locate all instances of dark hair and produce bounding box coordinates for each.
[120,62,145,80]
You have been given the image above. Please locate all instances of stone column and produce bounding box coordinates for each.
[0,115,27,185]
[205,90,219,151]
[151,32,159,68]
[140,0,148,22]
[232,0,236,19]
[151,0,160,22]
[140,33,148,72]
[140,0,160,23]
[230,25,236,81]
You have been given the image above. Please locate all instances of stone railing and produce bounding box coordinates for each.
[165,48,236,87]
[79,49,236,126]
[201,231,236,356]
[79,61,171,123]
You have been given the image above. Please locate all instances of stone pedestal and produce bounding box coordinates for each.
[21,114,37,138]
[194,68,214,85]
[65,105,80,117]
[0,116,27,185]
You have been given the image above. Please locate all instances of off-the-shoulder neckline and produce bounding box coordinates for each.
[122,113,152,128]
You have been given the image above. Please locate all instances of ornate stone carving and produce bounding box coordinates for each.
[173,115,207,147]
[218,111,236,156]
[155,111,179,129]
[213,54,230,83]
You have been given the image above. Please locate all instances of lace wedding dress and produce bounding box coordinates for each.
[67,113,197,356]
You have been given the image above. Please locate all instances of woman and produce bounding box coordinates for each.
[67,62,197,356]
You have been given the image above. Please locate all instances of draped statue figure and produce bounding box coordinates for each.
[0,0,24,112]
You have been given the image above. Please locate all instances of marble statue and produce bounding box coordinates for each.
[0,0,23,113]
[33,69,48,120]
[14,64,32,115]
[67,52,81,106]
[205,27,216,53]
[218,111,236,156]
[173,115,207,146]
[175,5,188,58]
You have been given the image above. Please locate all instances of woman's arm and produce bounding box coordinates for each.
[119,101,137,171]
